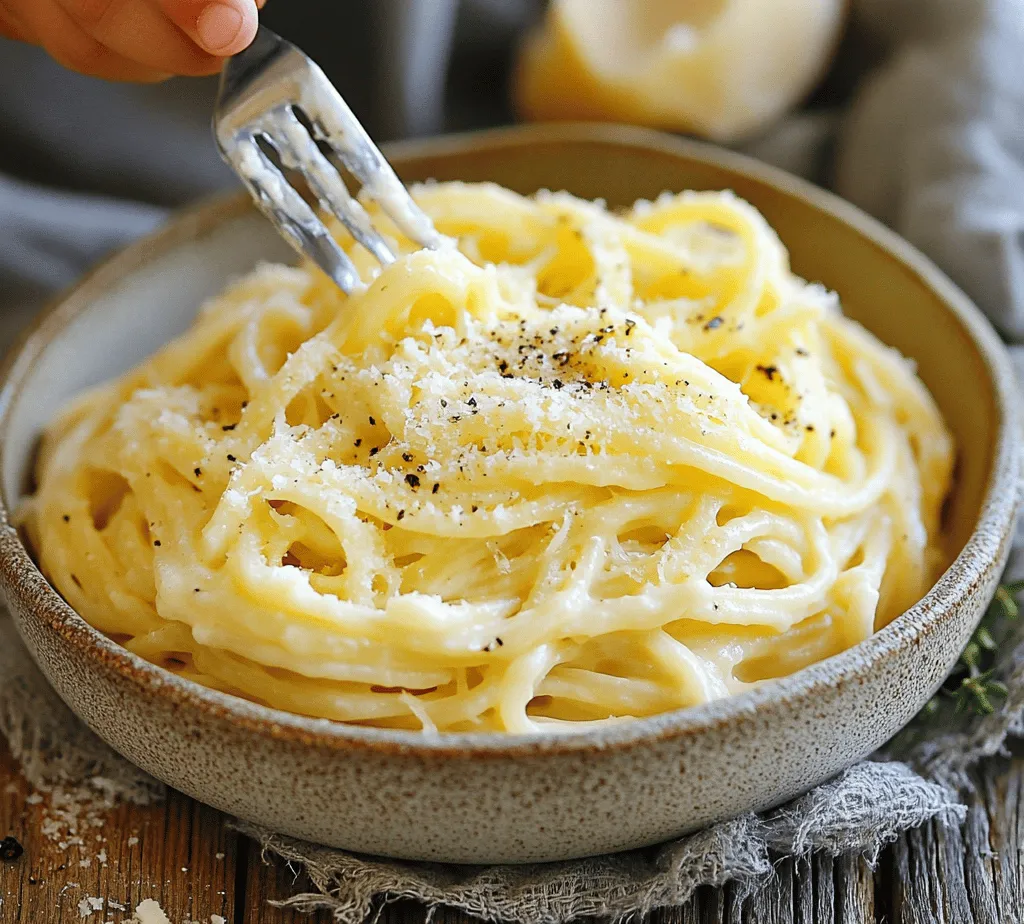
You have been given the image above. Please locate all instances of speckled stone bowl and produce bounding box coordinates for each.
[0,125,1019,864]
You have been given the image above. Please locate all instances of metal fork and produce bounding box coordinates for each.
[213,26,441,293]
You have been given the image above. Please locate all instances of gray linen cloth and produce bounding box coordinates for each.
[743,0,1024,341]
[1,0,1023,921]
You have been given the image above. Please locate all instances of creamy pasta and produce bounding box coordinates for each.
[24,182,954,734]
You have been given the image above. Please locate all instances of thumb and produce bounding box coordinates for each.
[158,0,261,56]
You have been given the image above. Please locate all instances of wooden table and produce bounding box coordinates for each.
[1,737,1021,924]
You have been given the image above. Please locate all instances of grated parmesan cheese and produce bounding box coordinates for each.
[132,898,172,924]
[78,896,104,917]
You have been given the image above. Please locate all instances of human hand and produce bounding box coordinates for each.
[0,0,266,82]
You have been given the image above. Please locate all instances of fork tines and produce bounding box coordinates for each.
[215,27,440,294]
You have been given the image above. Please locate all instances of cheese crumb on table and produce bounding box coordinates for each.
[132,899,172,924]
[78,896,104,917]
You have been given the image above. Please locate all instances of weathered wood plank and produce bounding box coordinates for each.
[792,856,814,924]
[981,759,1024,924]
[834,854,873,924]
[0,739,237,923]
[811,853,835,924]
[911,825,942,922]
[933,817,972,924]
[677,893,703,924]
[654,891,703,924]
[889,837,911,924]
[775,857,797,924]
[890,829,938,924]
[724,885,744,924]
[962,797,999,924]
[243,836,333,923]
[742,856,795,924]
[696,885,727,924]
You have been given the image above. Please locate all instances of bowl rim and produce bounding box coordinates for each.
[0,121,1018,758]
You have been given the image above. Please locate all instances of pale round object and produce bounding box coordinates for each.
[516,0,848,142]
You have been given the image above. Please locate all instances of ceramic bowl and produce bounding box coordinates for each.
[0,124,1019,864]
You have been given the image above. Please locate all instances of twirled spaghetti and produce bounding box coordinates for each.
[24,182,954,734]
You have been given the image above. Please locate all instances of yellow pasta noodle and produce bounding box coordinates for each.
[23,182,954,734]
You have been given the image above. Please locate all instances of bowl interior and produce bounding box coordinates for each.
[1,208,292,506]
[0,127,998,591]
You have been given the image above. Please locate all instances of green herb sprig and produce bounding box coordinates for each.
[922,580,1024,719]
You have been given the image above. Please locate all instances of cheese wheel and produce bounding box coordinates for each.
[515,0,848,142]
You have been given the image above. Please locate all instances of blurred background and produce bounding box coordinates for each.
[0,0,1021,348]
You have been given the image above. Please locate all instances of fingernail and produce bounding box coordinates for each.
[197,3,244,54]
